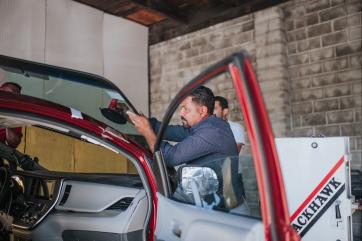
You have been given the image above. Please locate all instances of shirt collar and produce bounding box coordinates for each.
[190,115,215,131]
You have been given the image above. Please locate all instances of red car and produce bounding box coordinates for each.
[0,53,299,241]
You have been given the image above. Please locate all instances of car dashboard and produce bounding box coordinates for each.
[1,169,146,241]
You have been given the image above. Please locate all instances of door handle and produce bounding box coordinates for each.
[335,202,342,219]
[335,200,343,227]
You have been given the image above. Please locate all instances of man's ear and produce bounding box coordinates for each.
[223,108,229,118]
[200,105,209,118]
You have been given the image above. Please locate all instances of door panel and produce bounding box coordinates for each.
[55,180,139,212]
[30,188,147,241]
[155,194,264,241]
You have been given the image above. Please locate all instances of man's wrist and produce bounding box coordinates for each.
[143,129,157,152]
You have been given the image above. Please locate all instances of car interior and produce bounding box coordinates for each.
[0,115,151,241]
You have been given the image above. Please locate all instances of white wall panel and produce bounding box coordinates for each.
[45,0,103,75]
[0,0,149,114]
[103,14,148,114]
[0,0,45,62]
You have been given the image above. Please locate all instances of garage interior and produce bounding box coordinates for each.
[0,0,361,240]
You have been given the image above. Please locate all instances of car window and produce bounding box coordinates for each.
[17,126,137,174]
[159,80,261,218]
[173,155,260,218]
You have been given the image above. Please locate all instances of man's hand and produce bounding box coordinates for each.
[127,111,157,152]
[127,111,152,135]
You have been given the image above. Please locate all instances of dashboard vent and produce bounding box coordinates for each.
[59,184,72,206]
[107,197,134,211]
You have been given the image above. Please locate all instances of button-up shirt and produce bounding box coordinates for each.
[150,115,238,167]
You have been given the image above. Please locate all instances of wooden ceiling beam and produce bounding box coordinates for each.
[222,0,244,7]
[129,0,187,23]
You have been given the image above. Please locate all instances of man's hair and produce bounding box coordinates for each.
[0,82,22,93]
[189,86,215,115]
[214,96,229,110]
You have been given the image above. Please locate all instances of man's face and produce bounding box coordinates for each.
[214,100,228,119]
[180,96,205,128]
[214,101,223,118]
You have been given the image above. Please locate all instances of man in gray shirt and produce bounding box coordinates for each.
[214,96,245,153]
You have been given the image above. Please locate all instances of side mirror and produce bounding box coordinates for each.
[180,166,219,197]
[100,99,129,124]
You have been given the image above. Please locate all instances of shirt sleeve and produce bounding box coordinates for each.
[149,117,190,142]
[160,129,215,167]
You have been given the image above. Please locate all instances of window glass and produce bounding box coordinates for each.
[158,72,261,218]
[17,126,137,174]
[0,61,144,141]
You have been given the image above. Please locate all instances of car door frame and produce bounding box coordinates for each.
[0,93,158,241]
[152,52,299,241]
[0,54,160,241]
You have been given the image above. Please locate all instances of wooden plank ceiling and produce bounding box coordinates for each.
[74,0,287,43]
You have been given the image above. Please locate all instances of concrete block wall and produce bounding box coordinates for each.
[254,7,291,137]
[284,0,362,173]
[150,14,256,121]
[150,0,361,237]
[282,1,362,238]
[150,8,293,137]
[149,0,361,172]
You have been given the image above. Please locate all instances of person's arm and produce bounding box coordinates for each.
[161,129,216,167]
[6,128,22,148]
[149,117,190,142]
[231,123,245,153]
[141,129,157,153]
[129,113,157,152]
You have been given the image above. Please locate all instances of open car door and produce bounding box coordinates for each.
[152,52,300,241]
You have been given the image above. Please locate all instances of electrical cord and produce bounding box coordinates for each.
[6,191,12,215]
[0,167,8,201]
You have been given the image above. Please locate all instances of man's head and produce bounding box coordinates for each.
[0,82,22,93]
[214,96,229,120]
[180,86,214,128]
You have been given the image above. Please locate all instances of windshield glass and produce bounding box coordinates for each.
[0,55,143,140]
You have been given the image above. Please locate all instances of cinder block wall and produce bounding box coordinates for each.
[149,13,255,120]
[285,0,361,171]
[284,1,361,237]
[150,0,361,167]
[149,0,361,237]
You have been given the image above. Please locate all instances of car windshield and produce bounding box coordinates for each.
[0,55,144,141]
